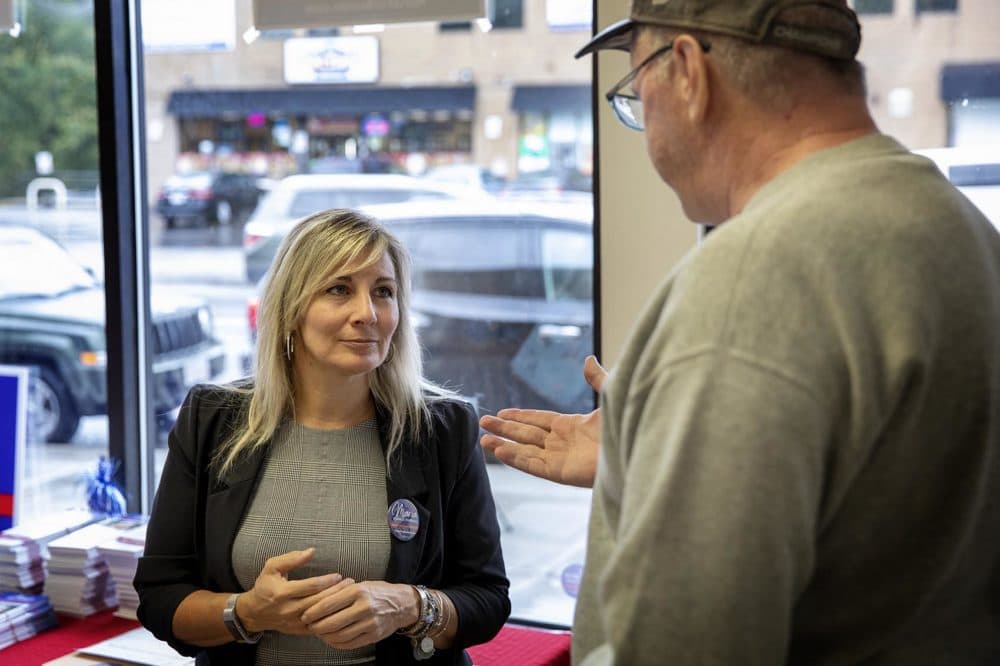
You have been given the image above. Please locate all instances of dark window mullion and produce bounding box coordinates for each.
[93,0,154,514]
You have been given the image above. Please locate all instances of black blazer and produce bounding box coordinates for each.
[134,384,510,665]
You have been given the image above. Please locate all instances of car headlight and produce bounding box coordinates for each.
[197,307,214,335]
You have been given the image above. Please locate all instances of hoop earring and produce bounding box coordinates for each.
[285,333,294,361]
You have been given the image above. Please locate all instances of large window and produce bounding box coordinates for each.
[854,0,893,14]
[916,0,958,12]
[440,0,524,31]
[0,0,108,524]
[139,0,593,628]
[10,0,997,644]
[492,0,524,29]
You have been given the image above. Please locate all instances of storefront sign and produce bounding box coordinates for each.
[0,366,29,530]
[518,133,551,173]
[254,0,485,30]
[362,113,390,137]
[284,36,379,85]
[143,0,236,53]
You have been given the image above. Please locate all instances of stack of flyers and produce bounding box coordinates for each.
[0,592,59,650]
[45,514,146,617]
[96,519,149,620]
[0,510,101,595]
[0,534,45,594]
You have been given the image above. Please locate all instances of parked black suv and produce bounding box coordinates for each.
[155,171,262,229]
[0,226,226,442]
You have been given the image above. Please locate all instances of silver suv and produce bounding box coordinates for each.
[241,173,480,283]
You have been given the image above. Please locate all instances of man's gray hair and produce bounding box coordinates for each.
[643,4,866,111]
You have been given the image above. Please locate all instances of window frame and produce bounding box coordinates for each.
[94,0,157,512]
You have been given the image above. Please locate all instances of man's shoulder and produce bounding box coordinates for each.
[704,140,973,266]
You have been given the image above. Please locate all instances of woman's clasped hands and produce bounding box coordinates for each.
[236,547,419,649]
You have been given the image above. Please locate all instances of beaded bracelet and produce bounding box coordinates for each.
[398,585,440,660]
[399,585,433,637]
[413,589,440,660]
[427,590,450,640]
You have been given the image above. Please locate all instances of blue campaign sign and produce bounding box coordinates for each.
[0,366,29,531]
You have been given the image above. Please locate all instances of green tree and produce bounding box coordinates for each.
[0,0,97,198]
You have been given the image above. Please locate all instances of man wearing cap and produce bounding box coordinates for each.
[481,0,1000,664]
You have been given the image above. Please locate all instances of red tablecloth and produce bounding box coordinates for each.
[468,624,572,666]
[0,610,571,666]
[1,611,140,665]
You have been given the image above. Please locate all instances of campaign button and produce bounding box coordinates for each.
[388,498,420,541]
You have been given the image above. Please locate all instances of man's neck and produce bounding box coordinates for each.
[722,103,878,220]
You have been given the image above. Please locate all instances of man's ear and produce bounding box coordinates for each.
[670,34,711,124]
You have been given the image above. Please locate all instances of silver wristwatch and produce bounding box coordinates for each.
[223,593,262,644]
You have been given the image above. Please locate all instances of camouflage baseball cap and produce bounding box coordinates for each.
[575,0,861,61]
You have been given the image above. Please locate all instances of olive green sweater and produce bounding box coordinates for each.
[574,134,1000,665]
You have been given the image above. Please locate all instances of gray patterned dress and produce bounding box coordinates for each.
[232,419,391,665]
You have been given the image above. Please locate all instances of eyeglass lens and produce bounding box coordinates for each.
[612,96,643,131]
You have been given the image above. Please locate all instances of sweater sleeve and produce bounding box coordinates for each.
[577,351,827,666]
[438,400,511,648]
[133,386,209,658]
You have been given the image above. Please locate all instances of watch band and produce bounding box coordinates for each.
[223,593,262,644]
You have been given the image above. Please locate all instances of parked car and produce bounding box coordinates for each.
[0,226,226,442]
[155,171,262,228]
[246,199,595,416]
[422,164,508,193]
[242,173,481,283]
[500,169,593,203]
[308,155,407,175]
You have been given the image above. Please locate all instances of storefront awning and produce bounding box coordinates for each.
[166,85,476,118]
[511,85,591,114]
[940,63,1000,101]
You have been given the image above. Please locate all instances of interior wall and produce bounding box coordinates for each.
[596,0,698,366]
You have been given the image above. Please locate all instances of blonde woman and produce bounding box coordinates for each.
[135,209,509,665]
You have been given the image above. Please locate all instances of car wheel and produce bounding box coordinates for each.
[215,200,233,225]
[32,367,80,443]
[164,216,176,229]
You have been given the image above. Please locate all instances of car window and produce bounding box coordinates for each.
[0,233,97,299]
[288,188,442,218]
[397,219,543,298]
[406,191,454,201]
[542,227,592,301]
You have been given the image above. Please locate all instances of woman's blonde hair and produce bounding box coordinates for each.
[214,208,451,476]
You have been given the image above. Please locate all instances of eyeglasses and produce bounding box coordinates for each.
[605,40,711,131]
